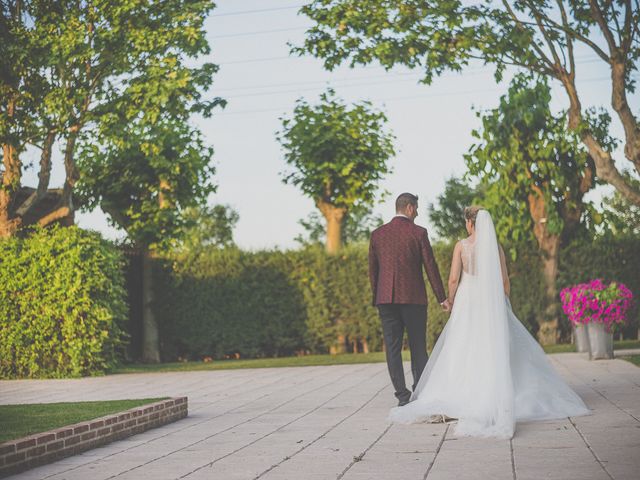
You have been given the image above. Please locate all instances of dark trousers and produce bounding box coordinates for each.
[377,304,428,403]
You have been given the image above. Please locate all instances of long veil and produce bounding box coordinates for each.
[392,209,516,438]
[460,209,515,437]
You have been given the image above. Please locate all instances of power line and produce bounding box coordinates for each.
[220,70,492,99]
[217,52,604,67]
[213,87,504,117]
[215,71,426,93]
[214,65,508,93]
[214,56,605,96]
[211,4,303,17]
[218,55,294,65]
[210,75,624,117]
[211,26,306,39]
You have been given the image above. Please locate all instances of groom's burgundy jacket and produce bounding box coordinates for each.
[368,216,446,306]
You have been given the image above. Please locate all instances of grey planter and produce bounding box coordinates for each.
[573,324,590,353]
[587,322,614,360]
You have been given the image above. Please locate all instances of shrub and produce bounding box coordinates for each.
[293,244,382,353]
[155,248,308,360]
[150,235,640,360]
[0,227,128,378]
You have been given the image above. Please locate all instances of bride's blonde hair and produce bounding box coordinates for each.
[464,205,483,228]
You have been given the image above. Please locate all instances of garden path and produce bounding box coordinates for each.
[1,353,639,480]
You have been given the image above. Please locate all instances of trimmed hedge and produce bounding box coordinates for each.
[558,235,640,339]
[0,227,128,379]
[154,237,639,360]
[155,249,308,359]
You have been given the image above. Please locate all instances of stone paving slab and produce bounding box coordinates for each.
[1,353,639,480]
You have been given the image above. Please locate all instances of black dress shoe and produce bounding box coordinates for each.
[398,399,410,407]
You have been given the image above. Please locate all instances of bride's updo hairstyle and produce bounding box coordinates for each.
[464,206,483,228]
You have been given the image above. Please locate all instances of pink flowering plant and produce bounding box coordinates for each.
[560,279,634,333]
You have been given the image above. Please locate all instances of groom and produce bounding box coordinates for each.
[368,193,450,406]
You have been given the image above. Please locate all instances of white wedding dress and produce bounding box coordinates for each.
[388,210,590,438]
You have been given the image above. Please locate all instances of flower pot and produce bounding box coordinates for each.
[573,324,590,354]
[587,322,613,360]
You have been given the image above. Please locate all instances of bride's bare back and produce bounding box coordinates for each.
[448,235,510,304]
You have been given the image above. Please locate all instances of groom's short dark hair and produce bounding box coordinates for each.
[395,193,419,212]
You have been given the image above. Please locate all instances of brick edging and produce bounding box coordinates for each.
[0,397,188,478]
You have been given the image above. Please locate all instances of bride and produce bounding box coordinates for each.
[388,207,590,438]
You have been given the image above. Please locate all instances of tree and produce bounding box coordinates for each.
[296,204,383,246]
[295,0,640,206]
[77,114,218,362]
[77,119,217,251]
[1,1,222,362]
[600,172,640,236]
[180,204,240,252]
[465,74,615,344]
[277,89,395,254]
[428,176,481,241]
[0,0,220,237]
[75,21,224,362]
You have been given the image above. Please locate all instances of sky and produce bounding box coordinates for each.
[24,0,638,250]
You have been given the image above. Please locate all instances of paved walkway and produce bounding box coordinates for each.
[1,353,639,480]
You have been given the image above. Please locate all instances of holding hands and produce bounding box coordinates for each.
[440,299,452,312]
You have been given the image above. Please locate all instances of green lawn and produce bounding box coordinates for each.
[113,352,393,374]
[0,398,166,443]
[621,355,640,367]
[112,340,640,374]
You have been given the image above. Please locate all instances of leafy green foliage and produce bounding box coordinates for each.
[277,88,394,212]
[146,236,640,360]
[294,1,476,83]
[179,204,240,252]
[295,0,640,204]
[154,248,309,360]
[294,244,383,352]
[153,244,382,359]
[77,117,216,251]
[600,173,640,236]
[0,0,222,231]
[73,0,224,250]
[428,176,482,241]
[465,75,611,250]
[0,227,127,379]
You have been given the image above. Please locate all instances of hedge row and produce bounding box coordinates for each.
[0,227,128,379]
[153,236,639,361]
[2,227,637,376]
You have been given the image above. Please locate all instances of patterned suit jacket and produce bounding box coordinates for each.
[368,216,446,306]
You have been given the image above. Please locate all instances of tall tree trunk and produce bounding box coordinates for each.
[0,92,22,238]
[528,189,560,345]
[141,248,160,363]
[317,200,347,353]
[610,58,640,174]
[538,235,561,345]
[15,129,56,218]
[140,178,172,362]
[317,199,346,255]
[60,127,80,209]
[0,143,21,238]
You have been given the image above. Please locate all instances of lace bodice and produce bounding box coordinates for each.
[460,237,476,275]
